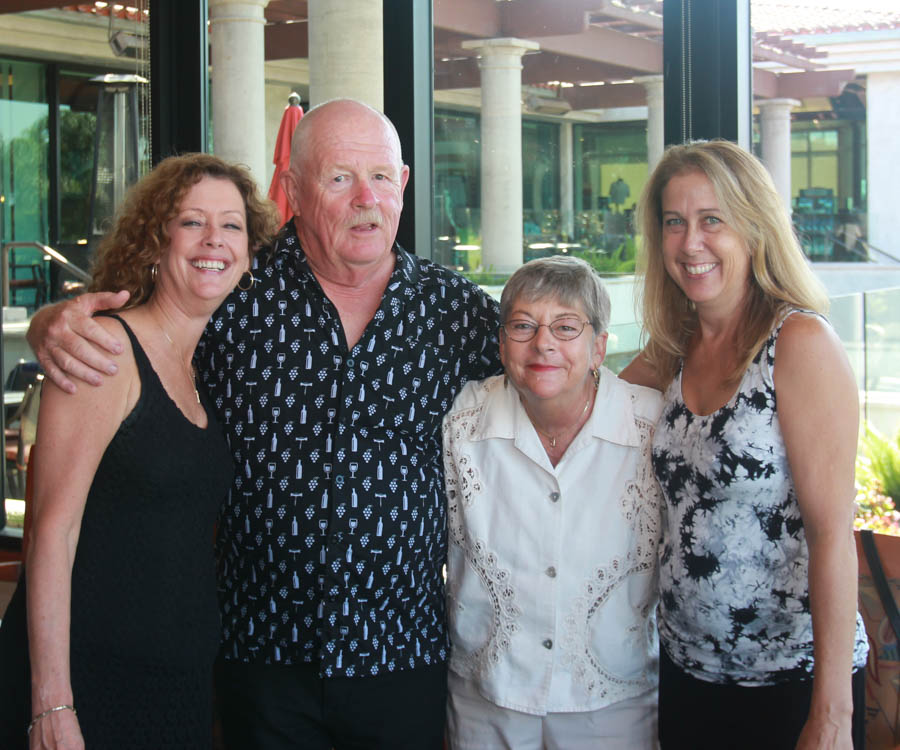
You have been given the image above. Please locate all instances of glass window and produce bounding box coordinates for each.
[0,59,49,248]
[522,118,560,242]
[58,71,100,247]
[432,0,664,366]
[0,59,48,506]
[752,1,871,263]
[572,122,645,269]
[434,109,481,270]
[0,58,50,314]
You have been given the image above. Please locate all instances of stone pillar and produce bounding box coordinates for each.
[867,72,900,257]
[758,98,799,213]
[635,75,664,171]
[560,121,575,241]
[462,38,539,273]
[209,0,270,188]
[308,0,383,109]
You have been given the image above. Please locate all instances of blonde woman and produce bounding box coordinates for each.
[623,140,868,749]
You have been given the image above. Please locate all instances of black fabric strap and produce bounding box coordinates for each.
[860,529,900,644]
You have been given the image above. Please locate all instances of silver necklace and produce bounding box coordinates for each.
[526,368,600,449]
[532,395,592,448]
[161,327,201,404]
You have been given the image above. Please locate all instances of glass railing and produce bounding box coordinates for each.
[3,281,898,530]
[831,286,900,437]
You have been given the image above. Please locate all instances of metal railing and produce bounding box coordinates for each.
[1,242,92,308]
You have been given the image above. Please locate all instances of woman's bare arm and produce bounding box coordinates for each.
[26,317,137,749]
[775,313,859,750]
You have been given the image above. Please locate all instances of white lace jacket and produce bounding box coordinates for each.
[441,369,664,715]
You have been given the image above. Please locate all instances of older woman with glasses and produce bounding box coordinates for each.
[441,255,663,750]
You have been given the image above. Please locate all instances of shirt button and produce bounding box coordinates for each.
[346,358,355,367]
[549,492,560,503]
[546,566,557,578]
[542,639,553,650]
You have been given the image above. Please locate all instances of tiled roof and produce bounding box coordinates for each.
[62,4,146,23]
[751,0,900,34]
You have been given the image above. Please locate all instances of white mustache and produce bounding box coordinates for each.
[347,210,383,228]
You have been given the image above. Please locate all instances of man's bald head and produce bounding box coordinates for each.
[288,99,404,177]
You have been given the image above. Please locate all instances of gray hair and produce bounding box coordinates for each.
[500,255,611,334]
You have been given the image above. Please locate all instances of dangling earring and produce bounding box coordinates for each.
[150,264,158,282]
[592,367,600,390]
[237,270,256,291]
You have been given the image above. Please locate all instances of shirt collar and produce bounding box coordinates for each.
[471,366,643,449]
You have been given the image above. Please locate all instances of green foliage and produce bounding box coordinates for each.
[855,484,900,535]
[858,425,900,505]
[855,424,900,535]
[461,266,509,287]
[572,236,636,275]
[59,110,97,242]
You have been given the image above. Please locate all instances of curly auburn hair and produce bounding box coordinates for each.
[89,153,281,307]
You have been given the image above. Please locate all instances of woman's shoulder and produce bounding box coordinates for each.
[775,309,839,356]
[39,314,139,430]
[618,351,664,392]
[93,311,136,346]
[773,309,848,381]
[88,312,140,403]
[778,308,829,335]
[606,368,665,423]
[447,374,504,415]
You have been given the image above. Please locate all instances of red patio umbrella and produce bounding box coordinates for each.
[268,94,304,224]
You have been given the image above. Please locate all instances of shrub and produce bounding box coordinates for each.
[855,425,900,535]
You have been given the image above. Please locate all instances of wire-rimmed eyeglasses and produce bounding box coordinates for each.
[501,317,592,342]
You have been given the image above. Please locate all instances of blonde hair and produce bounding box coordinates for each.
[635,139,828,387]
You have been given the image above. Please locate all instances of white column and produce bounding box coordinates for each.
[867,72,900,257]
[559,121,574,241]
[462,38,539,273]
[635,75,664,172]
[758,98,799,213]
[308,0,383,109]
[209,0,270,188]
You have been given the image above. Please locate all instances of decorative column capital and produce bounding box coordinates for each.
[634,74,663,90]
[757,98,801,117]
[208,0,269,22]
[461,37,540,66]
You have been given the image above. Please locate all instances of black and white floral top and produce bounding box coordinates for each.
[651,310,868,685]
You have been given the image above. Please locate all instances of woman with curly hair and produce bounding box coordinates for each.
[0,153,280,749]
[622,140,868,749]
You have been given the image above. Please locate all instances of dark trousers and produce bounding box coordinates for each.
[214,657,447,750]
[659,647,866,750]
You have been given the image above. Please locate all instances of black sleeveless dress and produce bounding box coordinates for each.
[0,315,233,748]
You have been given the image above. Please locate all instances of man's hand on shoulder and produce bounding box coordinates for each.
[27,290,130,393]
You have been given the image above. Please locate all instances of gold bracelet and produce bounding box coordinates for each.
[26,704,76,736]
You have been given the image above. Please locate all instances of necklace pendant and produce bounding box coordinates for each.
[549,436,556,448]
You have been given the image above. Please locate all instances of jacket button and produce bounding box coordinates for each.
[546,566,557,578]
[542,639,553,650]
[549,492,560,503]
